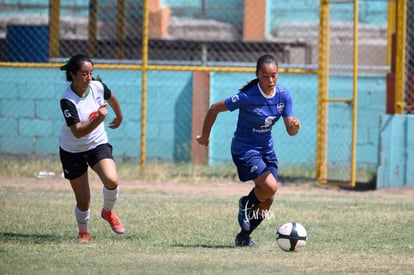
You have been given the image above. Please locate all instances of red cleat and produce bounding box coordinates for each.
[101,208,125,234]
[78,231,92,243]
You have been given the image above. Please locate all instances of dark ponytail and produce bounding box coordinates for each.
[240,78,259,92]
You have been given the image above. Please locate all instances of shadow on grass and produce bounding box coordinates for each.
[0,232,71,244]
[279,175,377,192]
[171,244,235,249]
[278,175,315,184]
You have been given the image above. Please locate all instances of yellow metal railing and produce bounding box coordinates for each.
[316,0,330,184]
[0,62,317,75]
[316,0,358,188]
[141,0,149,167]
[48,0,60,59]
[350,0,359,188]
[395,0,407,114]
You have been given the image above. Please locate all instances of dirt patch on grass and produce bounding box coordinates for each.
[1,176,413,198]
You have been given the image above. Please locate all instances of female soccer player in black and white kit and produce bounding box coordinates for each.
[196,54,301,247]
[59,54,125,243]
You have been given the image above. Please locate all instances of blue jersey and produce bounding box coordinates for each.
[224,83,294,155]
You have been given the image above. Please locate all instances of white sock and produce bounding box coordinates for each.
[75,206,90,233]
[103,185,119,211]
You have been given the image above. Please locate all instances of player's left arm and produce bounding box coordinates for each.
[106,94,123,129]
[100,81,123,129]
[282,91,300,136]
[283,116,301,136]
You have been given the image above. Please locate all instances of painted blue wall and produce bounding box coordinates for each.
[0,68,193,162]
[0,67,385,173]
[377,115,414,188]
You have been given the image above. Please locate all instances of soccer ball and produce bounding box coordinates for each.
[276,222,307,252]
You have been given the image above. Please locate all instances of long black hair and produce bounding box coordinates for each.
[60,54,93,82]
[239,54,278,92]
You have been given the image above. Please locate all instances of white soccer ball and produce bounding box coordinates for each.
[276,222,307,252]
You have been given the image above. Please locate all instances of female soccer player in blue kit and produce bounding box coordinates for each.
[59,54,125,243]
[196,54,301,247]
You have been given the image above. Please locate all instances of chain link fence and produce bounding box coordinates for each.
[0,0,402,182]
[0,0,312,64]
[319,0,390,183]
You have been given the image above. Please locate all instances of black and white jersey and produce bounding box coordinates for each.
[59,80,111,153]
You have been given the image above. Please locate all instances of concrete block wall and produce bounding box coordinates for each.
[377,115,414,188]
[0,68,386,173]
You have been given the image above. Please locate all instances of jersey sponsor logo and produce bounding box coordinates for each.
[231,95,239,103]
[88,111,99,121]
[277,103,285,114]
[252,115,276,133]
[253,128,271,133]
[262,116,277,128]
[64,109,72,118]
[96,96,102,105]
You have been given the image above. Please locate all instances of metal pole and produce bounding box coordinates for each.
[350,0,359,188]
[395,0,407,114]
[48,0,60,59]
[316,0,330,183]
[140,0,149,168]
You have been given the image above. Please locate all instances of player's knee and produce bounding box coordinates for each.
[101,173,118,189]
[255,171,278,196]
[264,172,278,194]
[266,181,278,195]
[258,181,277,199]
[104,179,118,190]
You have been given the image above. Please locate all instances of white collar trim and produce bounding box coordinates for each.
[257,83,276,98]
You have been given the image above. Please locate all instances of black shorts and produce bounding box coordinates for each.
[59,143,114,180]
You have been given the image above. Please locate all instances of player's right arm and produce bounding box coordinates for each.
[61,99,107,138]
[196,100,228,147]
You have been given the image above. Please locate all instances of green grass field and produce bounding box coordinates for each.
[1,169,413,274]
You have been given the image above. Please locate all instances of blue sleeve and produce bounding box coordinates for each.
[224,92,247,112]
[282,91,294,118]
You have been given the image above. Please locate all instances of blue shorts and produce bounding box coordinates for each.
[59,143,114,180]
[231,149,278,182]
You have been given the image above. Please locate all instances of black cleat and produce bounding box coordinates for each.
[235,232,259,248]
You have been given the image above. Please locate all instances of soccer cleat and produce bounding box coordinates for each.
[238,196,251,232]
[78,231,92,243]
[101,208,125,234]
[235,232,259,248]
